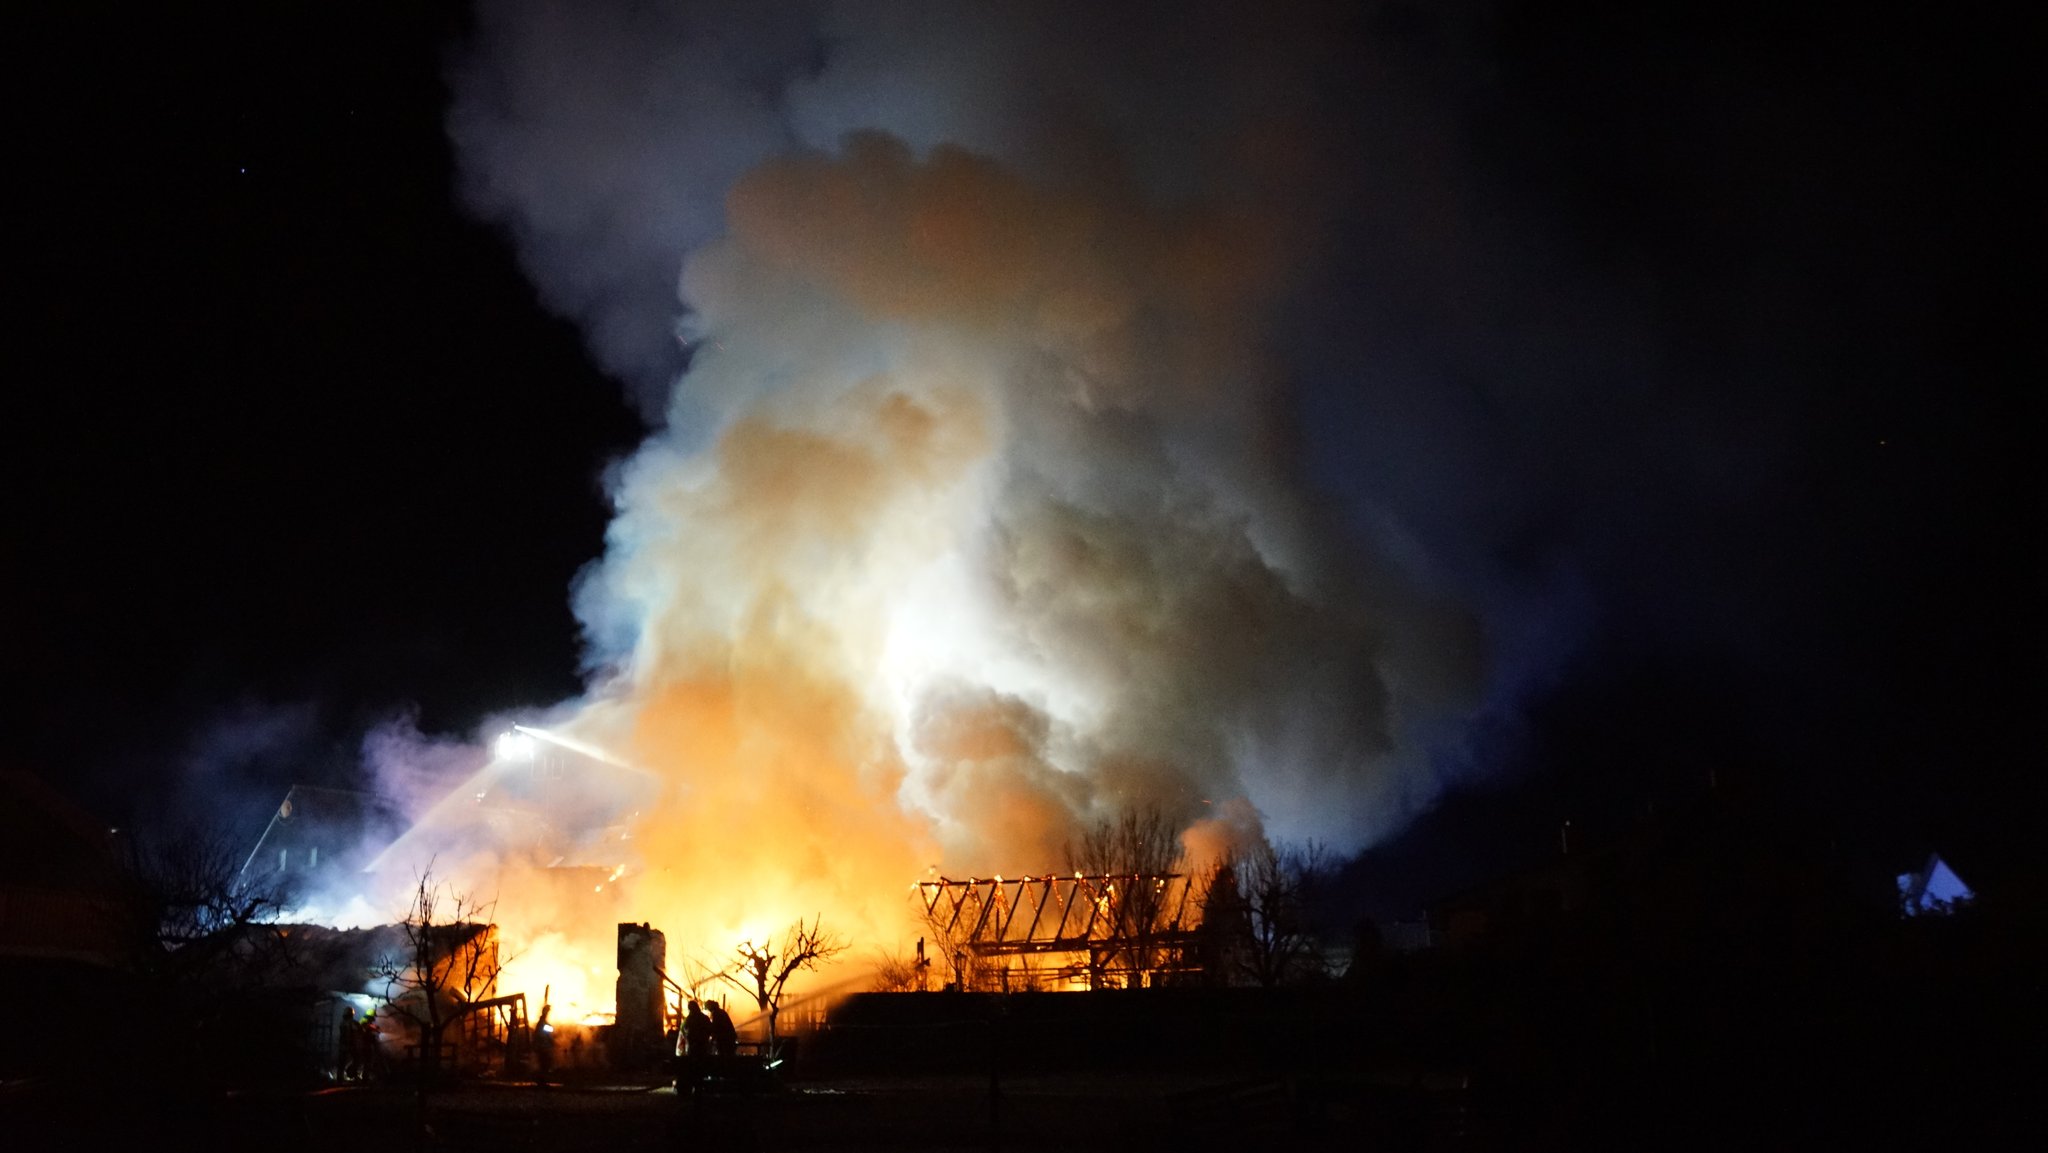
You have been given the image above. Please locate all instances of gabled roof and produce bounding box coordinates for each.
[0,770,121,891]
[1896,851,1974,915]
[0,770,135,967]
[240,784,408,877]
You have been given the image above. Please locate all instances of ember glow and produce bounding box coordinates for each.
[303,6,1487,1011]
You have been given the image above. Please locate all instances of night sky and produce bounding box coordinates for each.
[6,3,2035,906]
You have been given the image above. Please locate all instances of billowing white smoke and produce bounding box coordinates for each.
[424,3,1483,974]
[567,131,1466,857]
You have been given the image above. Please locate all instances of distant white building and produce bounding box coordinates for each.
[1895,852,1974,916]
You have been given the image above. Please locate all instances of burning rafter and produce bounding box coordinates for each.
[915,874,1200,986]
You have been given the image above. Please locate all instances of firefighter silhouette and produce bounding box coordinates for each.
[707,1000,738,1057]
[533,1004,556,1082]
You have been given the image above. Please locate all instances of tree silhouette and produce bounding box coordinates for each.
[1066,807,1189,986]
[127,823,303,1080]
[1230,838,1331,987]
[372,865,502,1081]
[1189,837,1337,987]
[722,915,846,1057]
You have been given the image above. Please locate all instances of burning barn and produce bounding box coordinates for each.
[235,705,1271,1075]
[193,919,524,1081]
[208,727,658,1073]
[914,872,1202,991]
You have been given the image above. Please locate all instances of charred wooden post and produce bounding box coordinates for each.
[614,921,667,1068]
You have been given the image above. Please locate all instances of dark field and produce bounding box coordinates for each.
[4,1070,1457,1152]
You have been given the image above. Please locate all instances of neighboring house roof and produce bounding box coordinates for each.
[1896,852,1975,915]
[0,770,135,967]
[240,784,408,880]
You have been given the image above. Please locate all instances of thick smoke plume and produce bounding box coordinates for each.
[400,1,1487,997]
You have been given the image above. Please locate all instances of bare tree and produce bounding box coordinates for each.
[372,866,502,1080]
[1229,838,1332,987]
[1065,807,1190,986]
[870,934,948,993]
[869,947,925,993]
[127,823,305,1078]
[672,952,732,1006]
[141,824,299,950]
[915,891,986,991]
[721,916,847,1056]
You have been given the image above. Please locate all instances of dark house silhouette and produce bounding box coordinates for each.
[239,784,407,885]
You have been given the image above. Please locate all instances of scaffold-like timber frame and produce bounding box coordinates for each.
[915,874,1201,986]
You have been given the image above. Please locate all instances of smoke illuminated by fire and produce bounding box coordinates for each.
[309,5,1487,1017]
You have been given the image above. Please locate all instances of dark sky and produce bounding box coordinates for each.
[6,3,2036,901]
[9,4,641,833]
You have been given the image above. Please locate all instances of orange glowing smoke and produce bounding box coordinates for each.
[373,132,1464,1016]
